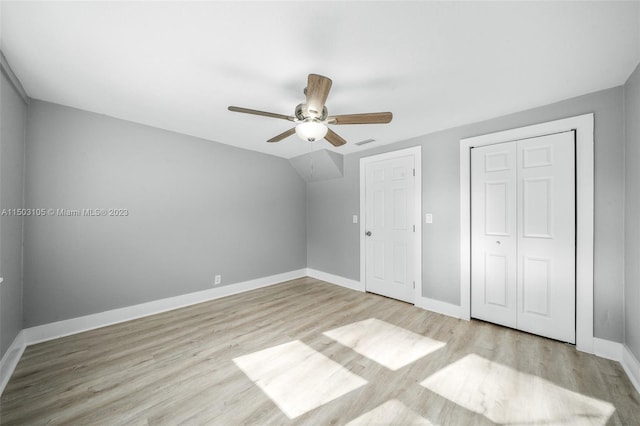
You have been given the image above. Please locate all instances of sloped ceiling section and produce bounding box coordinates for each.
[1,1,639,158]
[289,150,344,183]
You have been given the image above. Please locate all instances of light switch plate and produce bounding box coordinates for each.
[353,215,358,224]
[425,213,433,224]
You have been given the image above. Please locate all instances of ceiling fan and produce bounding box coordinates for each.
[228,74,393,147]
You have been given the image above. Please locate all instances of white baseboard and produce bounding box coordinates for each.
[305,270,467,321]
[305,268,364,292]
[593,337,624,361]
[621,345,640,395]
[592,338,640,396]
[23,269,306,346]
[415,296,465,320]
[0,331,26,396]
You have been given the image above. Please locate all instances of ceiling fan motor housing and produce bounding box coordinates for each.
[295,103,328,122]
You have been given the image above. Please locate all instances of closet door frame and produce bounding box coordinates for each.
[460,113,594,354]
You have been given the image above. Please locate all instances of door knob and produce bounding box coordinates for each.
[366,231,372,236]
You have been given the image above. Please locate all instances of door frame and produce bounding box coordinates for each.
[360,146,422,304]
[460,113,594,353]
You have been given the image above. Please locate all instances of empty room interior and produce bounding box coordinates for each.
[1,1,640,424]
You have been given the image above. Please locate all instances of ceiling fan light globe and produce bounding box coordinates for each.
[295,121,328,142]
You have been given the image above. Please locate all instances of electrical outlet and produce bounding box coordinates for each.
[214,275,222,285]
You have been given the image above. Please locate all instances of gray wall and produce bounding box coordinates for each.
[23,100,306,327]
[308,87,625,342]
[10,84,634,345]
[0,71,26,358]
[625,63,640,359]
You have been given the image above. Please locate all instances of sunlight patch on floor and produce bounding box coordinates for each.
[345,399,436,425]
[323,318,446,370]
[233,340,367,419]
[420,354,615,425]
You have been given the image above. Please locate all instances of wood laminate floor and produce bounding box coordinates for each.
[1,278,639,425]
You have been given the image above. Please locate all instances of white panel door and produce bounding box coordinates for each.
[517,131,575,343]
[471,143,518,328]
[471,131,576,343]
[365,155,415,303]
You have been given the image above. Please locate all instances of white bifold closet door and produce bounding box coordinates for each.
[471,131,576,343]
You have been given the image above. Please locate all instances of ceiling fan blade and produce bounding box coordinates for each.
[267,128,296,143]
[328,112,393,125]
[228,106,295,122]
[324,128,347,147]
[305,74,332,117]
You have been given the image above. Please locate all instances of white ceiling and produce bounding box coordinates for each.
[1,1,639,159]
